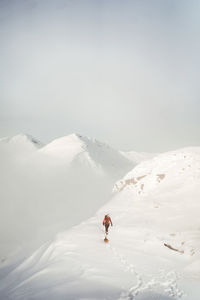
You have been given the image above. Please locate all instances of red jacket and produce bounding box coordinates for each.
[103,216,113,226]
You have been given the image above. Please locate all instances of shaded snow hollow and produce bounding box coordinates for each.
[0,146,200,300]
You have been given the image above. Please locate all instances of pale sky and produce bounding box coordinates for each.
[0,0,200,151]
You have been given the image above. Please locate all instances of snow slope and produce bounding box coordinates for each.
[1,147,200,299]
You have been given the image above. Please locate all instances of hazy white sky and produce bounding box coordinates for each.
[0,0,200,151]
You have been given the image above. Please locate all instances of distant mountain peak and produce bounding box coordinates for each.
[42,133,111,152]
[39,133,134,178]
[0,133,43,148]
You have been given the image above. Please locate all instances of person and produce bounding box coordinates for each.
[102,214,113,234]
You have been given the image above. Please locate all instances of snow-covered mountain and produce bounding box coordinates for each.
[1,147,199,299]
[0,133,136,261]
[0,133,43,152]
[39,133,134,178]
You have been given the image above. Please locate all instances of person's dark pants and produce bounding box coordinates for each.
[105,224,110,234]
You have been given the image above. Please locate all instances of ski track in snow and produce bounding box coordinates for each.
[101,227,184,300]
[113,246,183,300]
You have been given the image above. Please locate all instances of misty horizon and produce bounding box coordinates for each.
[2,131,200,154]
[1,0,200,152]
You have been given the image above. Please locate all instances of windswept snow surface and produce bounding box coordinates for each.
[1,147,200,299]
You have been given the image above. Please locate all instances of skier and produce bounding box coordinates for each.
[102,214,113,235]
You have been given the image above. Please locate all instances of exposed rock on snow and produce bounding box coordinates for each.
[164,243,184,254]
[114,147,200,195]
